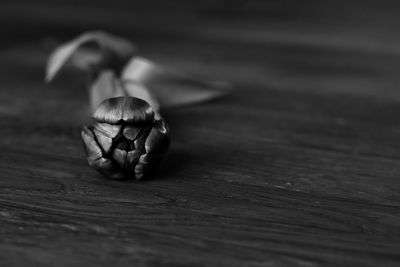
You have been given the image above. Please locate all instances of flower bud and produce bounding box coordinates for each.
[81,97,170,180]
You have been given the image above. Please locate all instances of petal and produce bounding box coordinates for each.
[94,122,121,138]
[123,126,142,140]
[134,125,153,151]
[90,157,126,180]
[92,128,113,154]
[81,126,102,162]
[93,97,154,124]
[92,97,124,124]
[145,119,170,154]
[112,148,127,169]
[122,97,154,124]
[126,150,141,172]
[134,153,162,180]
[133,119,170,180]
[81,126,125,179]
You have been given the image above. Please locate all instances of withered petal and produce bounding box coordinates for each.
[90,157,126,180]
[81,126,102,162]
[134,154,147,180]
[92,128,113,154]
[133,125,153,149]
[81,126,125,179]
[93,97,154,124]
[126,150,141,172]
[122,97,154,123]
[83,105,170,181]
[145,119,170,154]
[112,148,127,169]
[123,126,142,140]
[92,97,124,124]
[94,122,121,138]
[134,153,162,180]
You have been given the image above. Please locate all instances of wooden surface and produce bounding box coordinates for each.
[1,1,400,266]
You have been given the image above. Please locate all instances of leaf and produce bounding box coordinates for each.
[122,81,160,112]
[46,31,231,112]
[69,48,103,71]
[89,71,125,112]
[121,57,231,109]
[45,31,136,82]
[89,70,160,114]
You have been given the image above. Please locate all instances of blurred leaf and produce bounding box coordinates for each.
[89,71,125,112]
[90,71,160,113]
[121,57,231,109]
[46,31,136,82]
[123,81,160,112]
[46,31,231,112]
[69,48,103,71]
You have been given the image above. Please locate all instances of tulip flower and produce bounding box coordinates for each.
[46,31,229,180]
[81,97,169,180]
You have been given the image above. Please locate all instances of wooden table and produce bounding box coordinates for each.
[1,1,400,266]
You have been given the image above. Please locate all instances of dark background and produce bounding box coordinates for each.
[1,1,400,266]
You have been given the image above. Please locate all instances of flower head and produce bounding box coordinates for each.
[81,97,170,180]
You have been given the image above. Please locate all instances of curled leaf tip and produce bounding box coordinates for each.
[45,31,136,82]
[46,31,231,111]
[122,57,233,109]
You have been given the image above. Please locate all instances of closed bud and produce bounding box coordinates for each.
[81,97,170,180]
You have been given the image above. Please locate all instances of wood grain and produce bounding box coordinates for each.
[1,1,400,266]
